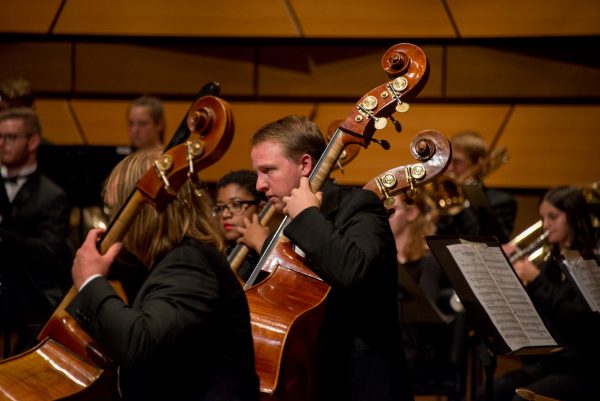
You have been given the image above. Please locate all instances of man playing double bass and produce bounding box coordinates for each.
[250,115,414,401]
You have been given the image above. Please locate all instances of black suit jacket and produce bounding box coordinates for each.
[283,181,413,401]
[0,170,72,323]
[68,238,260,401]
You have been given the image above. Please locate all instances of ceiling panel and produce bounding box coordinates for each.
[446,45,600,98]
[74,43,255,96]
[291,0,455,38]
[0,42,72,93]
[448,0,600,37]
[0,0,62,33]
[496,105,600,188]
[55,0,296,37]
[36,100,83,145]
[69,99,131,146]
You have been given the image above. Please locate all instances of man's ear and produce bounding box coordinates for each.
[28,133,41,152]
[299,153,313,177]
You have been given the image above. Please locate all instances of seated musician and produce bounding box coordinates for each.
[480,186,600,401]
[436,131,516,243]
[250,115,414,401]
[68,149,260,401]
[126,95,165,152]
[0,108,72,356]
[214,169,269,281]
[387,191,466,397]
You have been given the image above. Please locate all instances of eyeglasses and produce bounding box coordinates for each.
[212,200,259,216]
[0,133,30,143]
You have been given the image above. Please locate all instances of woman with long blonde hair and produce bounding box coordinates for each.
[69,149,259,401]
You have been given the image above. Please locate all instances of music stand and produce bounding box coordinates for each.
[425,235,561,401]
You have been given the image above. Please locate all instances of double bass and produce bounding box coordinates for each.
[244,43,435,400]
[0,88,234,400]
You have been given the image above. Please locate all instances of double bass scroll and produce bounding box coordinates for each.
[363,129,451,205]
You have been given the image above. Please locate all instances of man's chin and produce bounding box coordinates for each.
[270,199,285,213]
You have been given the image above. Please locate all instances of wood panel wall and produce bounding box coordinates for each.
[1,0,599,193]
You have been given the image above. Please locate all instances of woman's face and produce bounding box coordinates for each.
[539,200,570,248]
[215,183,261,242]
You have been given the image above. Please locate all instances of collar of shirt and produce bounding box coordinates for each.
[2,163,37,202]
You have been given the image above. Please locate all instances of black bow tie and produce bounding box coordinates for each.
[2,175,26,184]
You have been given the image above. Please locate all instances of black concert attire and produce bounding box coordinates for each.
[478,253,600,401]
[398,253,458,385]
[0,167,72,354]
[437,184,516,243]
[399,253,467,398]
[68,237,260,401]
[282,180,414,401]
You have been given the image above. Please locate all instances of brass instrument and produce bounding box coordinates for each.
[505,182,599,265]
[507,220,551,265]
[427,146,509,216]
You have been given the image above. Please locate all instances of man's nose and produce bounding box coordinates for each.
[256,177,267,192]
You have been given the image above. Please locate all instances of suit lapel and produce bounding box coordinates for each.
[0,178,11,217]
[10,170,41,213]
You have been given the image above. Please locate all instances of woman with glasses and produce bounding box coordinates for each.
[214,170,268,280]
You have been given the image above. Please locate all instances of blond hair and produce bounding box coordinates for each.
[251,115,325,165]
[105,148,225,266]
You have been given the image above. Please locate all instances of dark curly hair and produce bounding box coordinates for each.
[216,169,267,202]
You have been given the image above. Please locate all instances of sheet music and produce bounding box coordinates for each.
[447,243,557,351]
[562,255,600,312]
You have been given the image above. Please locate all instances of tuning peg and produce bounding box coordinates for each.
[374,117,388,130]
[389,115,402,133]
[372,138,391,150]
[396,102,410,113]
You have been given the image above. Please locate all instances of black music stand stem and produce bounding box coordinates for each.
[479,340,497,401]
